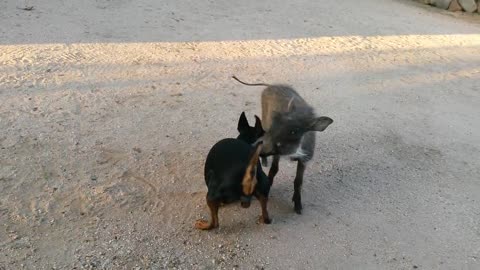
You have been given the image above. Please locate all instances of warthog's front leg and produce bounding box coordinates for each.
[292,161,306,214]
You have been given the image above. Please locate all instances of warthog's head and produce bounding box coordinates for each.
[261,106,333,157]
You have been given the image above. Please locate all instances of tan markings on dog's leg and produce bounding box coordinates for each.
[195,197,219,230]
[209,199,219,228]
[257,194,271,224]
[242,143,263,195]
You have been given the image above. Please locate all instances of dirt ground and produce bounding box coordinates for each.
[1,0,480,269]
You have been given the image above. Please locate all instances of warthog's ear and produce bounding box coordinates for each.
[242,143,262,195]
[237,111,250,132]
[254,115,265,137]
[310,116,333,131]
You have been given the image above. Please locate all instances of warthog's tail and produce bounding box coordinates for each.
[232,75,269,87]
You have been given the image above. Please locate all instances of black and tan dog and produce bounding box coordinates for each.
[195,113,271,230]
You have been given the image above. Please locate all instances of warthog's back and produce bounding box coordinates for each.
[261,85,308,130]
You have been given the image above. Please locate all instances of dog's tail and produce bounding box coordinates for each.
[232,75,269,87]
[205,170,216,187]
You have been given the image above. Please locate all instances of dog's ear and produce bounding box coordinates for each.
[242,143,262,195]
[237,111,250,133]
[309,116,333,132]
[254,115,265,137]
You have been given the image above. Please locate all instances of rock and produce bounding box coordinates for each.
[449,0,463,11]
[434,0,453,9]
[459,0,477,12]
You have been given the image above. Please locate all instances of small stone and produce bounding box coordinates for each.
[90,175,97,181]
[32,107,38,111]
[413,266,418,269]
[448,0,463,11]
[459,0,477,12]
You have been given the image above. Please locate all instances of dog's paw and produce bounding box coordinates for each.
[258,216,272,224]
[195,219,213,230]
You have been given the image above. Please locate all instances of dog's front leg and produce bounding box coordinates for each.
[256,194,271,224]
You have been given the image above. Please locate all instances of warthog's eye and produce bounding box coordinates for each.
[290,130,296,135]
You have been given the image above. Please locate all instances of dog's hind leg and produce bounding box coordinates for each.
[195,196,220,230]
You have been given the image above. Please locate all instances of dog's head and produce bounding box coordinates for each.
[236,112,265,145]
